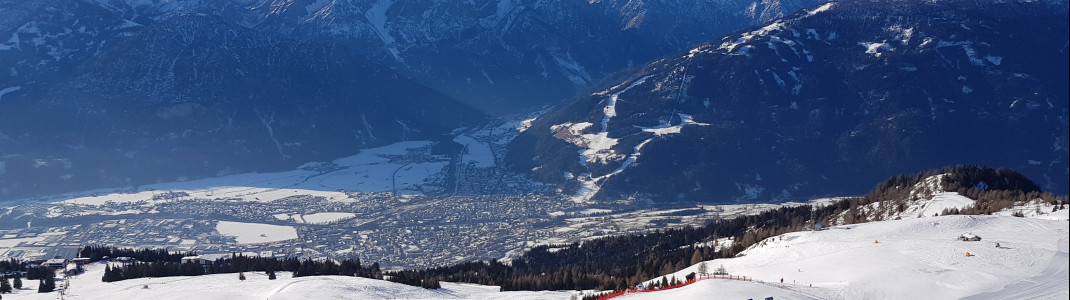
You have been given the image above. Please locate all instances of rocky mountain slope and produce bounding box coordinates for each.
[508,0,1070,203]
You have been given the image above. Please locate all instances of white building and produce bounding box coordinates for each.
[180,254,230,267]
[43,258,69,268]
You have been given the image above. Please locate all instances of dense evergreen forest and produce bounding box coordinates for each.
[79,245,191,263]
[386,166,1067,292]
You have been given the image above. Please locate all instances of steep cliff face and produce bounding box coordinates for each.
[508,1,1070,203]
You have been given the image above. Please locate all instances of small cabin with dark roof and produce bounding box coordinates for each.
[959,233,982,241]
[42,258,69,268]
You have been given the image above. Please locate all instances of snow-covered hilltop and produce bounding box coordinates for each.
[621,212,1069,299]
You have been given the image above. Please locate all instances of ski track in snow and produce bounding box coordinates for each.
[0,86,20,106]
[963,235,1069,300]
[570,77,711,203]
[570,75,652,203]
[365,0,403,62]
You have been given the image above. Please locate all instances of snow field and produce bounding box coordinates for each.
[907,191,976,218]
[453,134,496,168]
[632,214,1068,299]
[14,263,573,300]
[48,141,446,206]
[274,212,357,224]
[615,279,813,300]
[216,221,299,244]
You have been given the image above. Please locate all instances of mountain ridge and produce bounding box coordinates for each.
[508,0,1070,203]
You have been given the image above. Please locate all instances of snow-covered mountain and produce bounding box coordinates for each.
[60,0,826,114]
[0,0,822,200]
[0,0,140,84]
[256,0,826,114]
[508,0,1070,203]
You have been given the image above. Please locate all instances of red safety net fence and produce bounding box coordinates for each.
[595,274,753,300]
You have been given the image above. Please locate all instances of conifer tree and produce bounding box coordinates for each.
[38,273,55,293]
[1,277,12,293]
[239,272,246,281]
[268,271,277,280]
[12,275,21,290]
[102,265,112,282]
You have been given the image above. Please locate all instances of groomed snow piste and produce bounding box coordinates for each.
[627,213,1068,300]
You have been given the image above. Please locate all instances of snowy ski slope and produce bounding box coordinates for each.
[625,213,1069,299]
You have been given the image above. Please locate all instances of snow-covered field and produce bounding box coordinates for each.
[216,221,299,244]
[32,141,446,206]
[12,264,573,300]
[635,214,1069,299]
[274,212,357,224]
[616,279,814,300]
[904,191,976,218]
[453,134,496,168]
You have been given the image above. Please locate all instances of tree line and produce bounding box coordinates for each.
[386,203,833,292]
[79,245,192,262]
[101,251,382,282]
